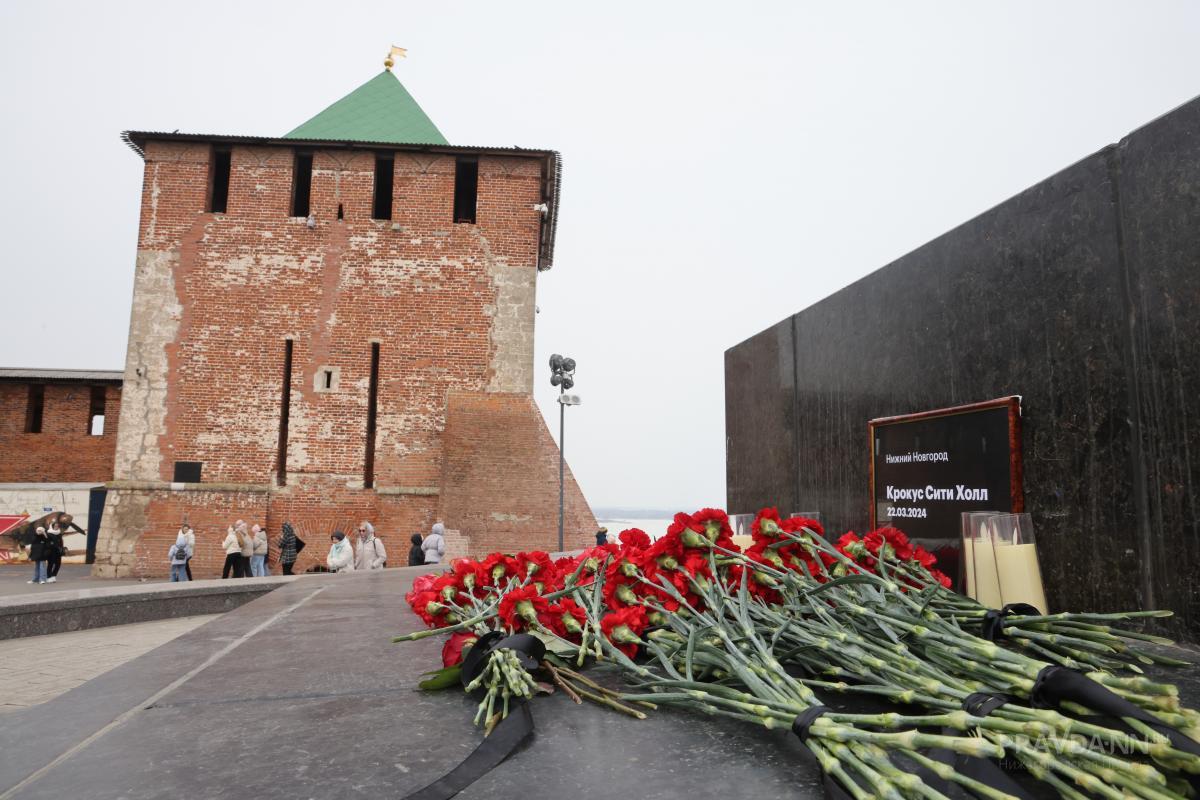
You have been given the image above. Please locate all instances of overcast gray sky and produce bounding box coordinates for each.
[2,2,1198,511]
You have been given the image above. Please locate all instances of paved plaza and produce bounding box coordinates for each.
[0,615,218,713]
[0,564,146,598]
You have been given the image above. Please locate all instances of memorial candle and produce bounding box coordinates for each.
[996,542,1048,611]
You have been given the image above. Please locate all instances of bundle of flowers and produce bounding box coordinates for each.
[397,507,1200,799]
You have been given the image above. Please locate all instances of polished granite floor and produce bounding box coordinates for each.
[0,567,1196,799]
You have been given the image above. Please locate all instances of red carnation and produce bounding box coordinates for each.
[516,551,554,579]
[784,515,825,538]
[441,631,478,667]
[600,605,649,658]
[481,553,521,587]
[751,507,786,542]
[880,527,914,560]
[405,573,439,607]
[497,585,549,631]
[911,545,937,568]
[618,528,652,551]
[543,600,586,639]
[692,508,736,549]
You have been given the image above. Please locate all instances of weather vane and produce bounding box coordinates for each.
[384,45,407,71]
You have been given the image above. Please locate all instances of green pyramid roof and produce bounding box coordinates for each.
[284,70,448,145]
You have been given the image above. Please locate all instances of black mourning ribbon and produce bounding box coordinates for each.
[1032,665,1200,759]
[790,707,856,800]
[402,632,546,800]
[980,603,1042,641]
[962,692,1014,717]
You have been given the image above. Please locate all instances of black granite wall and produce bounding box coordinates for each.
[725,95,1200,639]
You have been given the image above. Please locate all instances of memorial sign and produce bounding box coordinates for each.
[869,397,1023,583]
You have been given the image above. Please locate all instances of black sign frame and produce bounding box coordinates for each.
[868,396,1024,531]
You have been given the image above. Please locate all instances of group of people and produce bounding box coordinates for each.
[161,519,448,580]
[406,522,446,566]
[24,522,67,585]
[217,521,271,579]
[324,521,448,572]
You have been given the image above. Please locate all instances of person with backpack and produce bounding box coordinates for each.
[168,532,190,582]
[422,522,446,564]
[354,521,387,570]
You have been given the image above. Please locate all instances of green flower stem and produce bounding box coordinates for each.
[851,742,952,800]
[904,749,1024,800]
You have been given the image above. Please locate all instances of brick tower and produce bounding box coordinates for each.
[94,66,595,577]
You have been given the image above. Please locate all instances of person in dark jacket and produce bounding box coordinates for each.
[278,522,301,575]
[407,533,424,567]
[595,528,609,546]
[45,523,65,583]
[27,526,49,585]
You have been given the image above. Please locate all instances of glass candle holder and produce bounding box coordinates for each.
[960,511,1000,603]
[989,512,1048,613]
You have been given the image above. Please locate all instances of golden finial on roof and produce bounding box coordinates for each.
[384,45,407,71]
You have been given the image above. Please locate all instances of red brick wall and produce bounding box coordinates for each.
[98,137,591,578]
[0,383,120,483]
[138,142,542,487]
[439,392,597,555]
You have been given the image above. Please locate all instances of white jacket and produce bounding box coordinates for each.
[183,529,196,557]
[355,535,387,570]
[222,531,241,555]
[422,532,445,564]
[327,539,355,573]
[253,529,268,556]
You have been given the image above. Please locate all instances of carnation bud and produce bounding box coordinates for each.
[561,615,583,634]
[516,600,539,624]
[760,551,785,568]
[492,564,508,582]
[440,585,457,602]
[703,520,722,543]
[656,554,679,570]
[425,601,447,617]
[760,518,782,537]
[610,624,640,644]
[615,584,638,605]
[680,529,709,549]
[462,573,476,590]
[752,570,779,588]
[619,560,638,578]
[646,610,668,626]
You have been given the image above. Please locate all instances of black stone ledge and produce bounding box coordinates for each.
[0,576,293,640]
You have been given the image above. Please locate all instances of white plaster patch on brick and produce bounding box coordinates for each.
[490,512,533,523]
[483,257,537,394]
[146,165,161,244]
[112,250,181,482]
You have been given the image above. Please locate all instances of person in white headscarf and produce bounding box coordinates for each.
[422,522,446,564]
[355,521,387,570]
[326,531,355,573]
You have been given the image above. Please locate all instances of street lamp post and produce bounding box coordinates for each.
[549,354,578,552]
